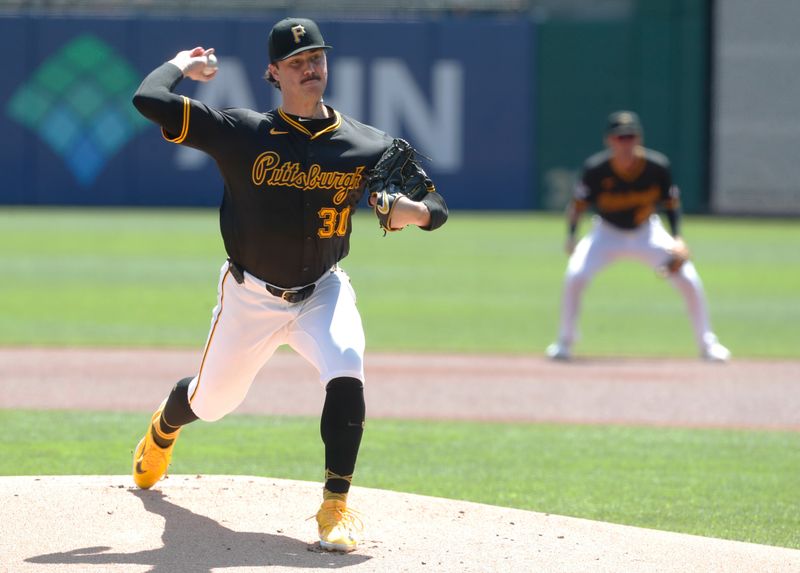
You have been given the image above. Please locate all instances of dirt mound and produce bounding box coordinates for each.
[2,475,799,573]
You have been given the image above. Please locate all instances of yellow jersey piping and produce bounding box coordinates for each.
[162,95,191,144]
[277,107,341,139]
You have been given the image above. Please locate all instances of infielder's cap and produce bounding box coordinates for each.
[269,17,332,63]
[606,110,643,136]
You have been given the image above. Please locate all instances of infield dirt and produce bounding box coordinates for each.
[2,347,798,429]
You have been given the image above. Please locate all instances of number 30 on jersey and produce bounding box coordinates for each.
[317,207,351,238]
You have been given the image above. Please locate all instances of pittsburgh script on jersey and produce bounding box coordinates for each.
[596,186,660,212]
[251,151,365,205]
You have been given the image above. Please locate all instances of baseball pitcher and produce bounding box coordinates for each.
[130,17,448,552]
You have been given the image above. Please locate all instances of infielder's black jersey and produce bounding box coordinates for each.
[134,63,443,287]
[574,147,680,230]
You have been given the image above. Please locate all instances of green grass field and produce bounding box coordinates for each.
[1,410,798,549]
[1,208,798,357]
[1,208,799,549]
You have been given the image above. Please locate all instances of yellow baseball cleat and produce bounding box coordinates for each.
[316,499,363,552]
[132,401,180,489]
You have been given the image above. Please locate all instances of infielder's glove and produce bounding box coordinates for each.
[658,241,690,276]
[365,138,434,234]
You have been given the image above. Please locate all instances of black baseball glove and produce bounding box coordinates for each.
[365,138,434,234]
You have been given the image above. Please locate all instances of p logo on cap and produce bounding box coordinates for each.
[291,25,306,44]
[268,17,332,62]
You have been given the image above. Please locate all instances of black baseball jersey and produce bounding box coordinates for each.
[133,63,446,287]
[574,147,680,230]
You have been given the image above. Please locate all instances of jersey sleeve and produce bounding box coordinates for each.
[158,96,233,153]
[132,63,185,130]
[659,165,681,210]
[132,62,233,155]
[572,171,592,211]
[654,162,681,235]
[575,151,609,208]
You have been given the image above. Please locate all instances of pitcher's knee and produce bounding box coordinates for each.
[322,349,364,383]
[188,387,239,422]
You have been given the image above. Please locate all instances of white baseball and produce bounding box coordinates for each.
[203,53,218,76]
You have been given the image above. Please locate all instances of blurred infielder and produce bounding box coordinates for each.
[546,111,730,362]
[130,17,448,552]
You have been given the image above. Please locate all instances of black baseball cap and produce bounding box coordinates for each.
[268,18,332,63]
[606,110,643,136]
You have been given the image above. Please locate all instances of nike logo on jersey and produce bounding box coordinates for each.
[270,128,289,135]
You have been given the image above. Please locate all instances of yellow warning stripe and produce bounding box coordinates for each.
[162,95,191,144]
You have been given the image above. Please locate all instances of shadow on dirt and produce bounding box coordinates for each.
[27,489,370,572]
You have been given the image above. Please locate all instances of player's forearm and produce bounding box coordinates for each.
[132,63,186,128]
[389,196,430,229]
[387,192,448,231]
[566,200,584,238]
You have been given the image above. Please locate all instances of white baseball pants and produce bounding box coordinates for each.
[555,215,719,352]
[187,261,365,422]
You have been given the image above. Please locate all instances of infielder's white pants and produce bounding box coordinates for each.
[187,261,365,421]
[556,215,719,352]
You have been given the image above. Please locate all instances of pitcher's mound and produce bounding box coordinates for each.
[2,475,798,572]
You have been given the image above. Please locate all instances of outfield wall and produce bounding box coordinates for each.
[0,14,534,210]
[536,0,710,213]
[1,8,713,211]
[711,0,800,215]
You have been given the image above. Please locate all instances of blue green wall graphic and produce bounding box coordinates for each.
[6,34,148,187]
[2,15,533,208]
